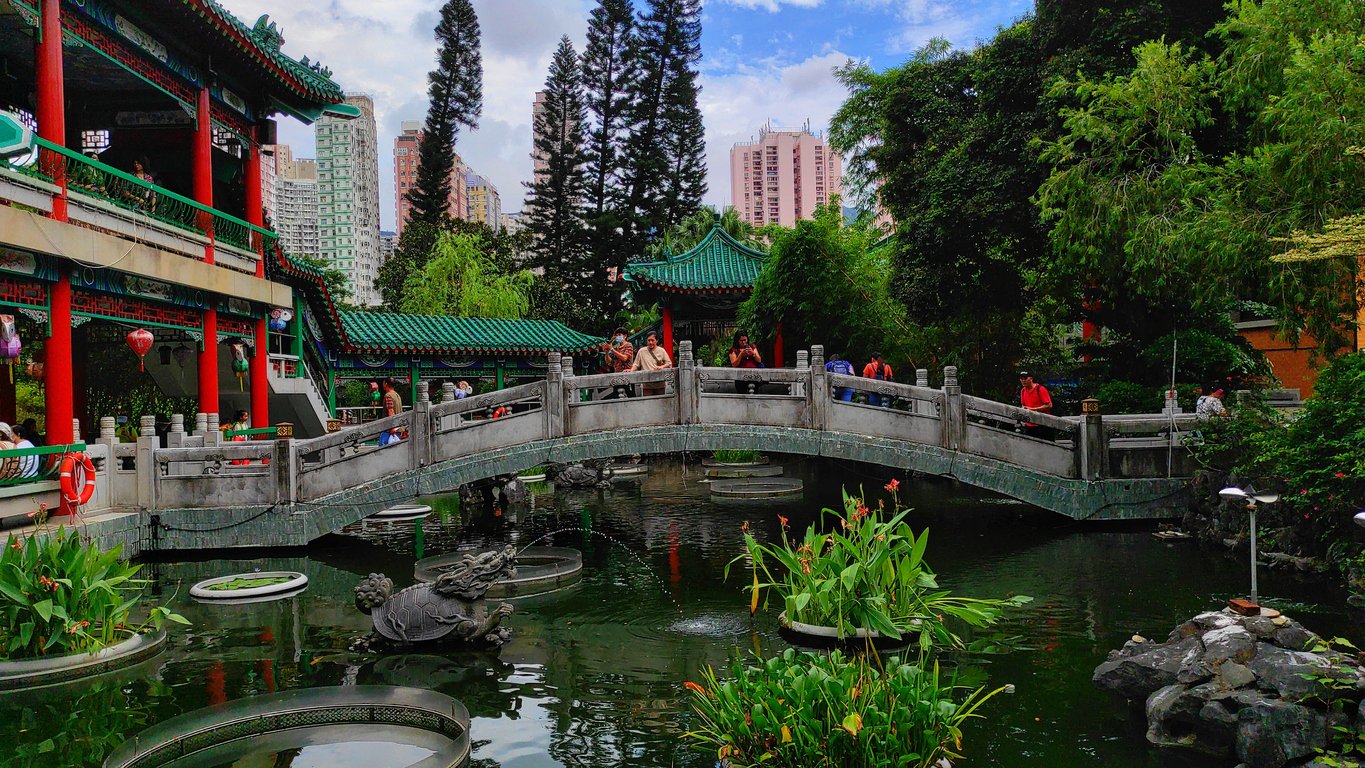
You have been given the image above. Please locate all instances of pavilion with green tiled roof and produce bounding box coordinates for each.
[622,226,786,365]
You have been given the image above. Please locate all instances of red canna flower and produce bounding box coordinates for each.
[683,681,708,696]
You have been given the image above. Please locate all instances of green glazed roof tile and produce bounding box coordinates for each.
[339,311,604,355]
[623,227,769,292]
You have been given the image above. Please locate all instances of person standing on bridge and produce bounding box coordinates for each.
[631,331,672,396]
[1018,371,1054,439]
[604,327,636,399]
[826,353,856,401]
[1196,386,1229,418]
[862,353,893,407]
[379,378,403,447]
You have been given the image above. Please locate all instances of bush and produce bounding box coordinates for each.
[685,648,1007,768]
[1092,380,1156,414]
[0,528,186,659]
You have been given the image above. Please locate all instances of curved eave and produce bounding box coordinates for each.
[182,1,346,104]
[626,275,754,294]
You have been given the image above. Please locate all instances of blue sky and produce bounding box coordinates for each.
[224,0,1034,229]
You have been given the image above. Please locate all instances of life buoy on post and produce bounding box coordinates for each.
[58,452,96,513]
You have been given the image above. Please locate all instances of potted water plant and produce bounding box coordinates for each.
[0,528,186,686]
[734,483,1029,650]
[685,647,1009,768]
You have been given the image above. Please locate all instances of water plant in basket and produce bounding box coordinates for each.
[0,527,187,659]
[684,647,1010,768]
[733,484,1030,649]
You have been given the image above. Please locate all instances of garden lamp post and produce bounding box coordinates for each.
[1354,511,1365,529]
[1218,486,1280,605]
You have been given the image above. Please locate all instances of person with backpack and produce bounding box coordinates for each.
[862,352,894,407]
[1018,371,1055,439]
[825,353,855,401]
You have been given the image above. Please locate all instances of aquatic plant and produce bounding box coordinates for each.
[0,527,187,659]
[712,449,763,464]
[203,576,294,591]
[685,647,1008,768]
[733,486,1030,648]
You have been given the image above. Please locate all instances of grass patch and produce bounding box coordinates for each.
[713,449,763,464]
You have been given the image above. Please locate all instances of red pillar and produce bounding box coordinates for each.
[661,304,674,360]
[47,276,73,444]
[36,0,66,221]
[773,322,785,368]
[194,86,218,417]
[251,317,269,428]
[245,127,265,277]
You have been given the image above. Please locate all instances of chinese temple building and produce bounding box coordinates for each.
[621,226,785,366]
[0,0,600,441]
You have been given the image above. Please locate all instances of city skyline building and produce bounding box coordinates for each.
[393,119,470,234]
[531,90,549,188]
[317,93,383,306]
[261,143,320,260]
[465,171,502,232]
[729,123,842,229]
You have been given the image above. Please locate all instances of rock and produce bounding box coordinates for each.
[1194,611,1242,631]
[1243,616,1279,640]
[1271,616,1289,627]
[1094,637,1204,701]
[1217,661,1256,690]
[1272,625,1315,652]
[1168,620,1203,642]
[1203,626,1258,666]
[1247,645,1346,702]
[1146,683,1238,755]
[1235,698,1327,767]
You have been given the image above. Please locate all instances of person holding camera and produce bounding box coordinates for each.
[603,326,635,399]
[728,331,763,394]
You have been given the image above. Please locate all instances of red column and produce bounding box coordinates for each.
[245,127,264,276]
[773,322,785,368]
[661,304,674,360]
[194,86,218,417]
[36,0,66,221]
[251,317,269,428]
[47,276,73,444]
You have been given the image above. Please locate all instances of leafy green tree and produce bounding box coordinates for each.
[646,206,757,259]
[406,0,482,226]
[526,37,590,274]
[400,231,533,319]
[622,0,705,245]
[378,219,529,309]
[581,0,637,298]
[737,204,910,370]
[296,253,352,307]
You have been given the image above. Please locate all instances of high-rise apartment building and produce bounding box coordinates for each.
[465,172,501,232]
[317,94,383,306]
[261,143,320,260]
[531,90,549,187]
[393,120,470,235]
[729,125,842,229]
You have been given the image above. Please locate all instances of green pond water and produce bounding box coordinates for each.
[4,458,1360,768]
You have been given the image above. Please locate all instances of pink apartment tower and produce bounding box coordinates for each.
[729,124,842,229]
[393,120,468,236]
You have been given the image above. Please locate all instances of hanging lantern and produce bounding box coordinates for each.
[230,342,249,391]
[0,315,20,383]
[172,345,193,368]
[126,328,154,371]
[268,308,289,332]
[369,381,381,405]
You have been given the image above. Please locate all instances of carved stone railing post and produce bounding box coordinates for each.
[166,413,185,448]
[941,366,964,452]
[273,425,297,508]
[677,341,698,425]
[137,415,158,510]
[809,345,828,431]
[411,381,431,468]
[915,369,931,416]
[1080,397,1105,481]
[95,417,118,505]
[560,355,576,435]
[205,412,222,445]
[794,349,809,399]
[442,382,455,403]
[545,352,564,439]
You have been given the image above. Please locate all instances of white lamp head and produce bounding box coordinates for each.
[1354,511,1365,529]
[1251,492,1280,505]
[1218,486,1250,501]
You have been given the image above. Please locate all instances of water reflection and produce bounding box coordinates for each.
[4,458,1362,767]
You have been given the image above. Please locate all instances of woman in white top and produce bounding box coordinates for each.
[630,332,673,396]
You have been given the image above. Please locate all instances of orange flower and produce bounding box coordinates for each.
[683,680,708,696]
[777,515,789,528]
[884,479,900,492]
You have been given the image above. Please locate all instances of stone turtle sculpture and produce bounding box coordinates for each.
[354,545,517,650]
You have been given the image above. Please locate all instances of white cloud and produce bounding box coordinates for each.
[710,0,824,11]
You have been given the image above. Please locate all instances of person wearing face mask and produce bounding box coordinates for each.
[603,326,635,399]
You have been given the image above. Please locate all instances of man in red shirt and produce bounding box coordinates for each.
[1018,371,1053,439]
[862,352,893,407]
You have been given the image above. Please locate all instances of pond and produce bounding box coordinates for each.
[4,457,1359,768]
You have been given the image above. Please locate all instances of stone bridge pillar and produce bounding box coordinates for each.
[137,414,158,511]
[545,352,564,439]
[272,426,297,508]
[1080,397,1106,481]
[794,350,809,398]
[915,369,932,416]
[411,382,430,468]
[809,345,828,431]
[442,382,456,403]
[677,341,698,425]
[941,366,964,452]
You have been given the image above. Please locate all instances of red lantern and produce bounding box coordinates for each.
[126,329,154,371]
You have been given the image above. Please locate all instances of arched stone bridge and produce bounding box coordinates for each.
[103,343,1197,551]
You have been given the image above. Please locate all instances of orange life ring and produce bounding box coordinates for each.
[59,452,96,507]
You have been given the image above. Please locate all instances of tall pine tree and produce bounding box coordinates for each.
[406,0,482,226]
[622,0,706,247]
[581,0,636,310]
[524,37,591,297]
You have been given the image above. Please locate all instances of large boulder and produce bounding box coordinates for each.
[1145,682,1238,755]
[1094,637,1204,701]
[1235,697,1327,767]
